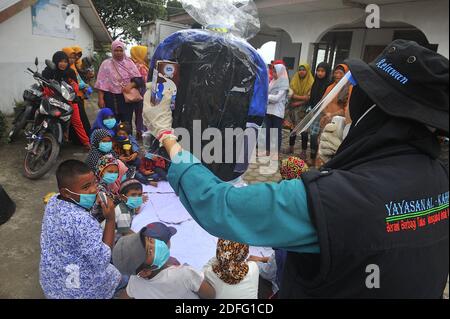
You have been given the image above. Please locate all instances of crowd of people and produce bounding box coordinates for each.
[38,38,449,299]
[39,39,283,299]
[263,59,354,167]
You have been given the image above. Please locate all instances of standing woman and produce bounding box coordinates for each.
[264,64,290,157]
[285,63,315,158]
[62,47,92,143]
[42,51,90,149]
[130,45,149,141]
[319,64,353,129]
[95,40,144,133]
[306,62,331,166]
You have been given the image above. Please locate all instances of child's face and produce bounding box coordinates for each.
[60,172,98,202]
[116,130,129,140]
[126,188,143,198]
[316,68,327,79]
[101,164,119,178]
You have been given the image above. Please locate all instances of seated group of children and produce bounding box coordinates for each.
[40,107,310,299]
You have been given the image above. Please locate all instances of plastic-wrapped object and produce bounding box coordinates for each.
[180,0,260,40]
[150,23,268,181]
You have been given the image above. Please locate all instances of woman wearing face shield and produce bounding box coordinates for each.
[143,40,449,299]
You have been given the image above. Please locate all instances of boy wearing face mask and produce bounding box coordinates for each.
[113,223,215,299]
[112,179,145,236]
[40,160,122,299]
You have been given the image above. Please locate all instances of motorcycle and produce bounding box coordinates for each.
[23,59,75,180]
[8,58,43,143]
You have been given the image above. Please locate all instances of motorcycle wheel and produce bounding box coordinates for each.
[23,133,60,180]
[8,105,32,143]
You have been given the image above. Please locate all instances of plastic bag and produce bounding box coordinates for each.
[150,29,268,181]
[148,0,268,181]
[180,0,260,40]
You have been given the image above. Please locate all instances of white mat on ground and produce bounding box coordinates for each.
[132,182,273,271]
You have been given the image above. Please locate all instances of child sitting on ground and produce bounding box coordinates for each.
[113,122,140,168]
[139,152,168,183]
[113,223,215,299]
[114,179,145,237]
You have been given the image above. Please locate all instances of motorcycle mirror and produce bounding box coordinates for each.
[34,57,39,66]
[45,59,56,71]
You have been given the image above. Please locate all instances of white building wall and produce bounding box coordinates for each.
[0,0,94,114]
[262,0,449,65]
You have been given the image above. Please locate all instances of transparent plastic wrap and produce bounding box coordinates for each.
[291,72,356,135]
[180,0,260,40]
[148,1,268,182]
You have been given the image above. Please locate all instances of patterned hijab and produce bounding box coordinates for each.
[85,129,118,172]
[280,156,309,180]
[212,239,249,285]
[95,154,129,195]
[290,63,315,96]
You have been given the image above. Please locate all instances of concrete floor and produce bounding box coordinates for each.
[0,99,447,299]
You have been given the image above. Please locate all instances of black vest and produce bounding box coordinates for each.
[280,151,449,298]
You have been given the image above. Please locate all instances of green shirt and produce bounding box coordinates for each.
[168,151,320,254]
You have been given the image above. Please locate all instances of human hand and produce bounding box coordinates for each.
[143,89,176,143]
[319,116,346,163]
[99,195,115,221]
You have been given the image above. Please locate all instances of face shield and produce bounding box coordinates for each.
[290,71,357,137]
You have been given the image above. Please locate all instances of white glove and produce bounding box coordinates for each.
[319,116,346,163]
[142,88,176,143]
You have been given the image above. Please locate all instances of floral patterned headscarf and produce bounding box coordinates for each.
[280,156,309,180]
[212,239,249,285]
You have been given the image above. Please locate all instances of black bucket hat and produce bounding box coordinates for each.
[346,40,449,134]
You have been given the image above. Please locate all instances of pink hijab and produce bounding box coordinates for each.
[95,40,141,94]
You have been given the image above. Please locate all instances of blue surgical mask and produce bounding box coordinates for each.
[145,153,154,160]
[126,196,143,209]
[98,141,112,153]
[152,239,170,269]
[121,175,127,182]
[65,188,97,210]
[102,172,119,185]
[103,118,117,129]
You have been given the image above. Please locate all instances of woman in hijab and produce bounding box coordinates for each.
[285,63,315,157]
[91,108,118,136]
[95,40,144,134]
[72,46,84,71]
[203,239,259,299]
[85,129,118,172]
[319,63,353,129]
[62,47,92,145]
[42,51,90,149]
[130,45,149,140]
[264,64,290,156]
[305,62,331,166]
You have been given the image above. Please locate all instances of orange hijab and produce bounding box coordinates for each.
[62,47,79,75]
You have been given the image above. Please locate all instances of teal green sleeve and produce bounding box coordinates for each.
[168,151,320,254]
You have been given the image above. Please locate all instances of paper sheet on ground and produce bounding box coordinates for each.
[132,182,273,271]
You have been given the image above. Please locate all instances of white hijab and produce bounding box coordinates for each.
[269,64,290,93]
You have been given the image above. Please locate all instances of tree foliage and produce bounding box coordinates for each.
[92,0,168,43]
